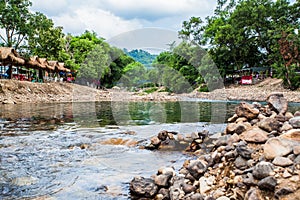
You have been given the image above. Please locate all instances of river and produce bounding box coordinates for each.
[0,101,299,199]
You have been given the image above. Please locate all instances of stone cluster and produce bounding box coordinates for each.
[130,93,300,200]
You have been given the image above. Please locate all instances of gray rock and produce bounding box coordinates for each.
[130,176,158,198]
[236,144,253,159]
[235,102,260,120]
[272,156,293,167]
[154,174,172,187]
[275,187,294,198]
[258,118,281,132]
[289,116,300,128]
[243,173,256,186]
[234,156,248,170]
[294,155,300,164]
[267,93,288,114]
[240,127,269,143]
[244,188,263,200]
[182,183,196,194]
[157,188,170,200]
[257,176,277,191]
[252,161,274,180]
[187,160,207,179]
[264,137,293,160]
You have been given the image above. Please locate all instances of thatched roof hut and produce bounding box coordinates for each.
[0,47,25,66]
[38,58,52,71]
[25,56,46,70]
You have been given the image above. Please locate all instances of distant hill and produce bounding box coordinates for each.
[125,49,157,66]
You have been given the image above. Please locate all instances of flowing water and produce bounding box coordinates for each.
[0,101,299,199]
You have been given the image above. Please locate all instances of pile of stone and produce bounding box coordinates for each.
[130,93,300,200]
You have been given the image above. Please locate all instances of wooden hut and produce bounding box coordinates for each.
[0,47,25,79]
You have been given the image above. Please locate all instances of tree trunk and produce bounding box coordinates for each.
[7,65,13,79]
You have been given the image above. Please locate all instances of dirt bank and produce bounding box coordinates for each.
[0,78,299,104]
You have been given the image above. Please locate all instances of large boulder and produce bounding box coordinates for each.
[258,118,281,132]
[240,127,269,143]
[130,176,158,198]
[235,102,260,120]
[267,93,288,115]
[264,138,293,160]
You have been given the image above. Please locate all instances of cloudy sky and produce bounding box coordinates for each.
[30,0,217,40]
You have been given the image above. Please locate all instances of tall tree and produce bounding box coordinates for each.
[0,0,33,49]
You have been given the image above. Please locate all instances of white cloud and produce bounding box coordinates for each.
[52,7,143,38]
[30,0,217,39]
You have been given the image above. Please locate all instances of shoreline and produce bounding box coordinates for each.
[0,78,299,104]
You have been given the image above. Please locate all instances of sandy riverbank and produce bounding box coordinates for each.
[0,78,299,104]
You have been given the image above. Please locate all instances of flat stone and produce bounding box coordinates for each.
[280,129,300,141]
[264,138,293,160]
[252,161,274,180]
[267,93,288,114]
[289,116,300,128]
[258,118,281,132]
[240,127,269,143]
[272,156,293,167]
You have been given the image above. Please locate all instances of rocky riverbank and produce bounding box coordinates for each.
[0,78,299,104]
[130,93,300,200]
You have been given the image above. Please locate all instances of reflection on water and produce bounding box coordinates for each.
[0,101,299,199]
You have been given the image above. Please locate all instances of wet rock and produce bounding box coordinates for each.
[289,116,300,128]
[240,127,269,143]
[258,118,281,132]
[244,188,263,200]
[272,156,293,167]
[187,160,207,179]
[130,176,158,198]
[252,161,274,180]
[267,93,288,114]
[154,174,172,187]
[235,102,260,120]
[158,130,169,141]
[151,136,161,147]
[280,129,300,141]
[257,176,277,191]
[236,143,253,159]
[264,137,293,160]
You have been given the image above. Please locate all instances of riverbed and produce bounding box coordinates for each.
[0,101,299,199]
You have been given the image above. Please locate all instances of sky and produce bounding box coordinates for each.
[30,0,217,40]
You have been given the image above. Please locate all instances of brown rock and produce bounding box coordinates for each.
[272,156,293,167]
[226,123,248,135]
[267,93,288,114]
[280,129,300,141]
[235,102,260,120]
[264,138,293,160]
[245,188,263,200]
[293,146,300,155]
[258,118,281,132]
[151,136,161,147]
[240,127,269,143]
[228,114,238,123]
